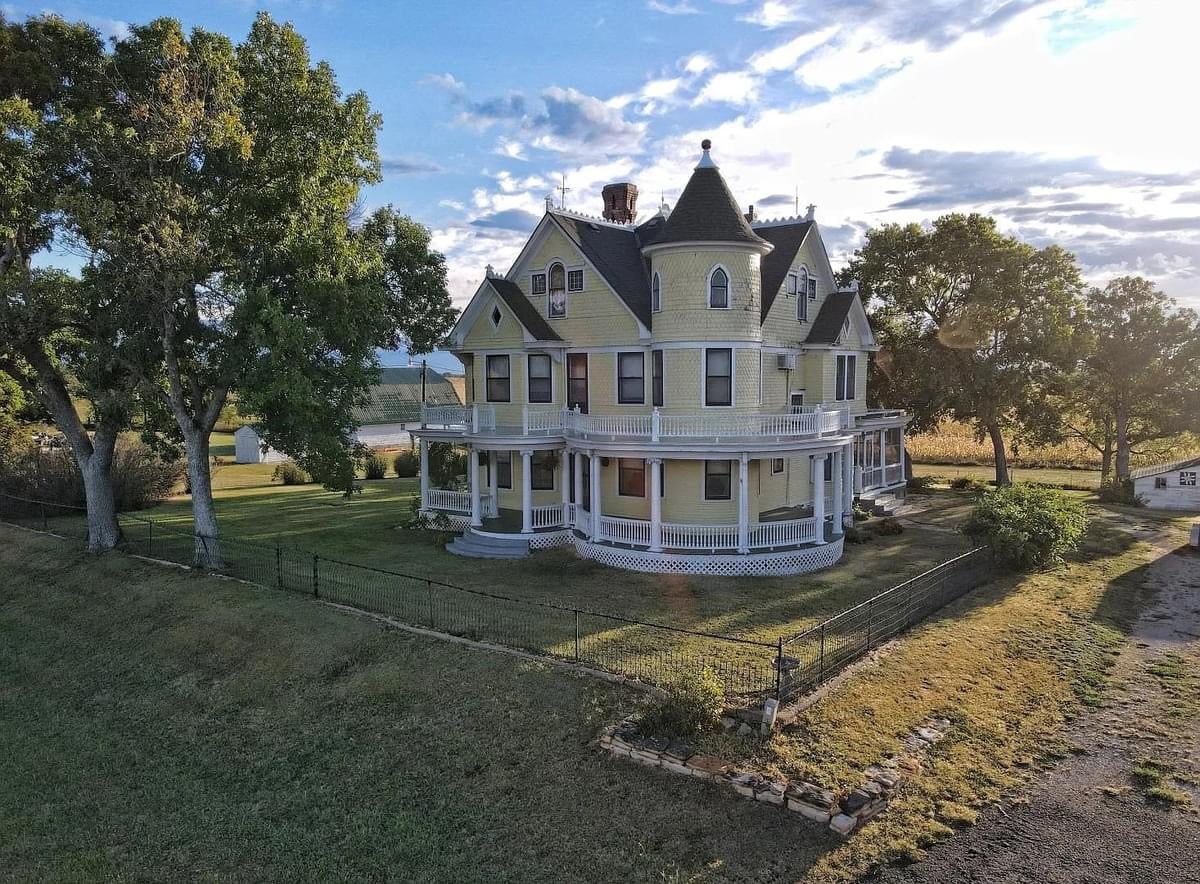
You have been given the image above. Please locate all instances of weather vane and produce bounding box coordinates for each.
[558,174,571,210]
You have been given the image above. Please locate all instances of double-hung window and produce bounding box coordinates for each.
[652,350,664,407]
[704,460,732,500]
[835,354,857,401]
[708,267,729,308]
[705,348,732,406]
[527,354,552,403]
[617,352,644,404]
[618,458,645,497]
[531,452,555,490]
[496,452,512,489]
[486,355,510,402]
[771,458,785,474]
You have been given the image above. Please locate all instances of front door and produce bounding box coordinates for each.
[567,353,589,414]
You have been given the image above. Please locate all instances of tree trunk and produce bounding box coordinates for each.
[1100,435,1114,486]
[24,345,123,551]
[1114,404,1131,483]
[183,428,223,569]
[988,424,1010,486]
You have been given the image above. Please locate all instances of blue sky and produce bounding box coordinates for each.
[8,0,1200,374]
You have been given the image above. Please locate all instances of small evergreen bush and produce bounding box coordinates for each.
[364,452,388,480]
[638,667,725,739]
[1097,479,1143,507]
[393,450,419,478]
[272,461,310,486]
[963,482,1087,570]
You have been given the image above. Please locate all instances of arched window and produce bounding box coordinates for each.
[547,262,567,318]
[708,266,729,309]
[651,272,662,313]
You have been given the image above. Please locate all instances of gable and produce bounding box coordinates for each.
[454,284,537,350]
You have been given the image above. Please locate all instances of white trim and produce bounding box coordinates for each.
[707,264,732,310]
[701,345,735,408]
[526,353,554,405]
[572,535,843,577]
[616,457,647,498]
[566,267,585,292]
[484,353,513,404]
[702,458,734,502]
[641,239,773,257]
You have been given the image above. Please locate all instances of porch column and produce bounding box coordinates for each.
[899,426,908,481]
[812,453,827,545]
[468,445,482,528]
[831,448,844,536]
[419,437,429,510]
[520,448,533,534]
[737,452,750,554]
[589,452,602,542]
[560,448,570,525]
[842,440,854,525]
[573,451,584,529]
[487,450,498,517]
[648,457,663,552]
[878,429,887,484]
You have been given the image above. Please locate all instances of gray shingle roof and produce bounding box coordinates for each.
[755,221,814,321]
[551,213,651,327]
[806,290,858,345]
[487,278,564,342]
[658,167,768,247]
[352,366,460,426]
[1130,455,1200,480]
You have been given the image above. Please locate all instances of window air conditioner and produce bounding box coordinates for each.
[776,353,797,371]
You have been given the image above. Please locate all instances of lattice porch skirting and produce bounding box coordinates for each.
[572,536,845,577]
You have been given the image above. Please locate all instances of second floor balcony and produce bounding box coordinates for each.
[420,403,850,443]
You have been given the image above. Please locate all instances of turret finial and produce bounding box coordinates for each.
[696,138,717,170]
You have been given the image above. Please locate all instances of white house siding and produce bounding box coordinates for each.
[1133,471,1200,512]
[352,424,413,449]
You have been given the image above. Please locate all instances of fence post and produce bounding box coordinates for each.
[866,597,874,650]
[817,623,826,686]
[574,609,581,662]
[775,635,784,701]
[312,555,320,599]
[276,546,283,590]
[426,579,435,629]
[40,502,47,532]
[148,520,153,557]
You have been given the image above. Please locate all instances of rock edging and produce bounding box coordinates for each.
[599,715,952,837]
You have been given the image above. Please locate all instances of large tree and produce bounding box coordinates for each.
[0,14,136,549]
[63,15,455,565]
[844,214,1084,485]
[1066,277,1200,483]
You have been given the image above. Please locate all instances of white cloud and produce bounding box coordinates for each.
[681,52,717,75]
[748,25,840,72]
[693,71,762,106]
[647,0,701,14]
[740,0,802,28]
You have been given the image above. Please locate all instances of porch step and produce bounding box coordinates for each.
[858,491,903,517]
[446,528,530,560]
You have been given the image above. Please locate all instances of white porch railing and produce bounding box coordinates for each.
[855,409,906,424]
[599,514,653,546]
[748,517,818,548]
[523,407,565,434]
[420,404,496,432]
[564,406,845,441]
[590,516,819,551]
[531,503,566,529]
[660,522,739,550]
[422,489,496,517]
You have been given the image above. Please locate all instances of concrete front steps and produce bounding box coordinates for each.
[446,528,530,559]
[858,489,905,517]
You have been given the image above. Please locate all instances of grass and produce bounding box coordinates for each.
[912,462,1103,490]
[1130,759,1193,806]
[0,526,839,882]
[693,505,1195,882]
[1145,650,1200,722]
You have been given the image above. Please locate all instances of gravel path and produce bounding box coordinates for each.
[870,523,1200,884]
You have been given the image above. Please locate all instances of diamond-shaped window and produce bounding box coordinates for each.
[491,306,502,327]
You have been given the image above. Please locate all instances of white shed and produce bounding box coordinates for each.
[233,425,287,465]
[1132,456,1200,512]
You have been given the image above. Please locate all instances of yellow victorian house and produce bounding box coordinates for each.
[415,140,908,576]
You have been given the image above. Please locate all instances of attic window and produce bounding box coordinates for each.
[567,269,584,292]
[490,306,502,328]
[531,273,547,295]
[840,318,851,341]
[708,266,729,309]
[652,273,662,313]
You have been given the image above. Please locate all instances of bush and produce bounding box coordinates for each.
[393,450,419,478]
[908,475,940,492]
[963,482,1088,570]
[1098,479,1143,506]
[949,476,989,492]
[843,525,871,543]
[638,667,725,740]
[875,517,905,536]
[272,461,310,486]
[364,452,388,480]
[852,502,872,522]
[0,433,182,511]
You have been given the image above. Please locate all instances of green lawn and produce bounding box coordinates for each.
[913,462,1102,489]
[0,526,839,882]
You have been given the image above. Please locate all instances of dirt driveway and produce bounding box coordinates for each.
[871,523,1200,884]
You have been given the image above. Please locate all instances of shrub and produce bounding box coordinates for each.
[638,667,725,739]
[364,452,388,480]
[272,461,311,486]
[393,449,419,478]
[949,476,988,492]
[875,517,905,536]
[843,525,871,544]
[963,482,1088,570]
[907,475,940,492]
[1098,479,1143,507]
[852,502,872,522]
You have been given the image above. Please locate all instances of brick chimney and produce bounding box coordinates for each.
[744,203,757,224]
[601,182,638,223]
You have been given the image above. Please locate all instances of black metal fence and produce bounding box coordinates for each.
[0,491,992,704]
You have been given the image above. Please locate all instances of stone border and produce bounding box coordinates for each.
[599,714,952,837]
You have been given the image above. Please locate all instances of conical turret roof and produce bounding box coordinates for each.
[656,140,768,248]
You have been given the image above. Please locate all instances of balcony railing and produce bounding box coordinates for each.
[422,488,497,518]
[855,409,906,424]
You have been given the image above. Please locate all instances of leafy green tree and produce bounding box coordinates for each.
[0,14,135,550]
[1066,277,1200,482]
[58,15,455,564]
[843,214,1085,485]
[964,483,1087,569]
